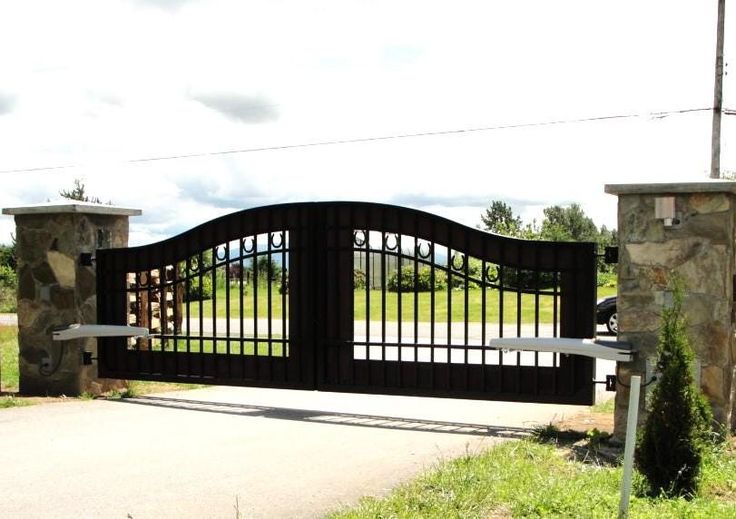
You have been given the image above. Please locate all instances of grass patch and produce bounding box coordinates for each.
[0,395,30,408]
[187,284,616,324]
[0,324,18,392]
[328,439,736,518]
[150,337,286,356]
[592,397,616,414]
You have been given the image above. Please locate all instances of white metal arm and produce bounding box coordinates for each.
[487,337,634,362]
[52,324,150,341]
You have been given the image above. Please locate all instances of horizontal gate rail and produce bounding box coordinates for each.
[96,202,597,404]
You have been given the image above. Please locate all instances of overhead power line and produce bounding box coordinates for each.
[0,106,714,175]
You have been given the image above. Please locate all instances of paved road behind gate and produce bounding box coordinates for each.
[0,386,593,519]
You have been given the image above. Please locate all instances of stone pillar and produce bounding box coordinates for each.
[605,182,736,438]
[2,202,141,396]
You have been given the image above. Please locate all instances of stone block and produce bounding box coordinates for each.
[17,266,35,300]
[689,193,730,215]
[47,251,76,288]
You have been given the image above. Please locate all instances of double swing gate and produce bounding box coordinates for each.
[97,202,598,405]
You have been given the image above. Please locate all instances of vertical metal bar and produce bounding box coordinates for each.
[146,268,154,373]
[268,224,274,381]
[533,248,541,396]
[185,256,191,377]
[430,232,436,389]
[446,237,452,389]
[515,248,523,393]
[516,272,522,337]
[365,229,370,372]
[499,264,505,339]
[173,262,180,376]
[239,237,245,378]
[446,249,452,349]
[281,230,288,379]
[225,240,231,378]
[463,243,469,390]
[481,257,487,392]
[413,233,418,365]
[553,271,559,339]
[198,250,204,377]
[159,263,166,374]
[253,234,259,367]
[381,230,386,355]
[396,230,403,388]
[212,247,217,374]
[498,254,505,393]
[135,271,142,374]
[348,205,360,384]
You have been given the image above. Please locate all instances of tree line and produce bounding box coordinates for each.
[480,200,616,284]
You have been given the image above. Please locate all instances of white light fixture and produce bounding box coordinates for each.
[654,196,677,227]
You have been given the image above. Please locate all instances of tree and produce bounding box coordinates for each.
[480,201,523,236]
[59,179,103,203]
[0,238,16,271]
[251,257,282,285]
[539,203,598,242]
[636,278,714,497]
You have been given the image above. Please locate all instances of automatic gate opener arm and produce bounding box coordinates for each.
[52,324,150,341]
[487,337,635,362]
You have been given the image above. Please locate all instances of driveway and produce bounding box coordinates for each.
[0,385,593,519]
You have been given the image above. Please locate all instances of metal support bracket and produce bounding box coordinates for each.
[52,324,150,341]
[487,337,635,362]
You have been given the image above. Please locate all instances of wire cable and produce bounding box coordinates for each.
[0,106,714,174]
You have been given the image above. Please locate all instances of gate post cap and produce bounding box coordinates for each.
[605,180,736,196]
[3,201,142,216]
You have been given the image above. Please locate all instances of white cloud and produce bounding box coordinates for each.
[0,0,731,247]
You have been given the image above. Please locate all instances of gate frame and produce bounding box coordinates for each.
[96,202,598,405]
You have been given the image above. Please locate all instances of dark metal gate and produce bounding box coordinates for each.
[97,202,597,404]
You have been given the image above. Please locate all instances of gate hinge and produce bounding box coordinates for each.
[79,253,95,266]
[603,246,618,264]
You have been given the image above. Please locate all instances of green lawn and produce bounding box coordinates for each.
[187,283,616,324]
[328,439,736,518]
[0,325,18,392]
[150,337,285,356]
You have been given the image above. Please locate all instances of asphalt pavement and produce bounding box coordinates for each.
[0,385,597,519]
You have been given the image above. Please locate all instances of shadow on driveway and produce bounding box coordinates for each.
[109,395,533,438]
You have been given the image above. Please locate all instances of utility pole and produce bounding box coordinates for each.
[711,0,726,179]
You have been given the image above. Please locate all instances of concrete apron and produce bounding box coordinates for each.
[0,385,593,519]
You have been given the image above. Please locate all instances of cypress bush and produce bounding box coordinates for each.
[636,278,713,497]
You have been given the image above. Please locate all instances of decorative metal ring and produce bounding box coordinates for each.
[242,237,256,254]
[353,230,367,247]
[270,231,284,249]
[164,265,176,281]
[484,264,499,283]
[383,233,399,251]
[450,252,466,271]
[189,257,200,273]
[215,245,228,262]
[415,241,432,259]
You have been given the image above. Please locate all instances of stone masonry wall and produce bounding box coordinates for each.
[614,190,736,437]
[15,212,130,396]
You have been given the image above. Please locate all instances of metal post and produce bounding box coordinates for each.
[711,0,726,179]
[618,375,641,519]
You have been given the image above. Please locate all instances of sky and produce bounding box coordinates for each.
[0,0,734,246]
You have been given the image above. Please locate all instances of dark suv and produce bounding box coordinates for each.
[596,296,617,334]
